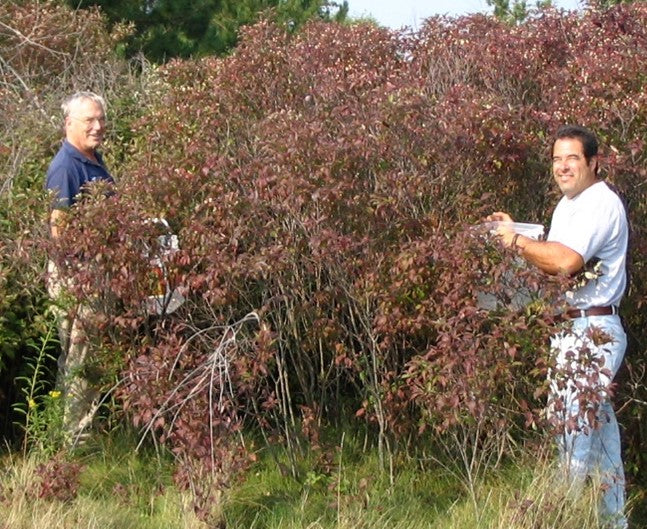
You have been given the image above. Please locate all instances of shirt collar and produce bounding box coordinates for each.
[62,140,103,165]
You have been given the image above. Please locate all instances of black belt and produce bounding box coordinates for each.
[565,305,618,319]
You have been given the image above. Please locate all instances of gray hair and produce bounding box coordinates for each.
[61,91,106,119]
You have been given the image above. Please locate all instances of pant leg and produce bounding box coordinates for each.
[47,260,71,362]
[551,324,596,485]
[61,303,100,438]
[47,261,100,442]
[595,401,626,526]
[550,315,627,526]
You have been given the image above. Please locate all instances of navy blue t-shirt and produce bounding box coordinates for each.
[45,140,114,209]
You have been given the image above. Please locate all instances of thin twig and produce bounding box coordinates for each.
[0,20,71,58]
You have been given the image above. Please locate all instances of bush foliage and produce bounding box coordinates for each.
[2,0,647,510]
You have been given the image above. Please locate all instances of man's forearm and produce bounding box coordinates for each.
[50,208,68,239]
[513,235,584,276]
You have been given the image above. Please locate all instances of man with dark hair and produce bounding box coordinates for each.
[45,91,114,445]
[488,125,628,528]
[554,124,600,174]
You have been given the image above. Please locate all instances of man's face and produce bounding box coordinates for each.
[64,98,106,156]
[552,137,597,199]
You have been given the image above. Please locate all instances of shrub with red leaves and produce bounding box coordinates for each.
[43,3,647,487]
[34,457,84,503]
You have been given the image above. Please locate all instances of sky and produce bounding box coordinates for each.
[347,0,584,29]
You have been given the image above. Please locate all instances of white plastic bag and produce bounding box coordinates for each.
[142,218,185,315]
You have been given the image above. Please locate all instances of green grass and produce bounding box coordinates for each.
[224,439,463,528]
[0,427,644,529]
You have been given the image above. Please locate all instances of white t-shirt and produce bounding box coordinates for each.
[547,181,628,308]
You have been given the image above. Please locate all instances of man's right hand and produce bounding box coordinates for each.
[485,211,516,248]
[485,211,514,224]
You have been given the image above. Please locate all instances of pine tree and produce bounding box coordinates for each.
[486,0,552,24]
[67,0,348,62]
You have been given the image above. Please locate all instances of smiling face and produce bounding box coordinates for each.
[64,98,106,158]
[552,137,598,199]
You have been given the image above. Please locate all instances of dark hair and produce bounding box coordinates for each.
[552,125,599,173]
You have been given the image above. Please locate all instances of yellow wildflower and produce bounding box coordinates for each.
[49,390,61,399]
[28,398,36,409]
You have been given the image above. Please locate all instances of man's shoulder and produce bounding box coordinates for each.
[47,142,83,172]
[594,182,626,218]
[553,182,626,228]
[45,142,82,190]
[590,180,620,199]
[575,181,624,210]
[578,182,628,235]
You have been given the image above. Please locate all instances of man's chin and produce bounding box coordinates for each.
[557,183,573,196]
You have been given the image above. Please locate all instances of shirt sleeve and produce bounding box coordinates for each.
[45,166,77,209]
[550,194,623,264]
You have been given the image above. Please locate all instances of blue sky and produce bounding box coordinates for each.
[347,0,584,29]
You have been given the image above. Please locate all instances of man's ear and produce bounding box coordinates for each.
[590,154,599,175]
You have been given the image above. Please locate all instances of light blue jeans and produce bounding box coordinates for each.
[550,314,627,528]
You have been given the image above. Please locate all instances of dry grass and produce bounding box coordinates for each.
[0,438,635,529]
[435,456,603,529]
[0,451,206,529]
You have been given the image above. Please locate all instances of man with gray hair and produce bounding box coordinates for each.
[45,91,114,445]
